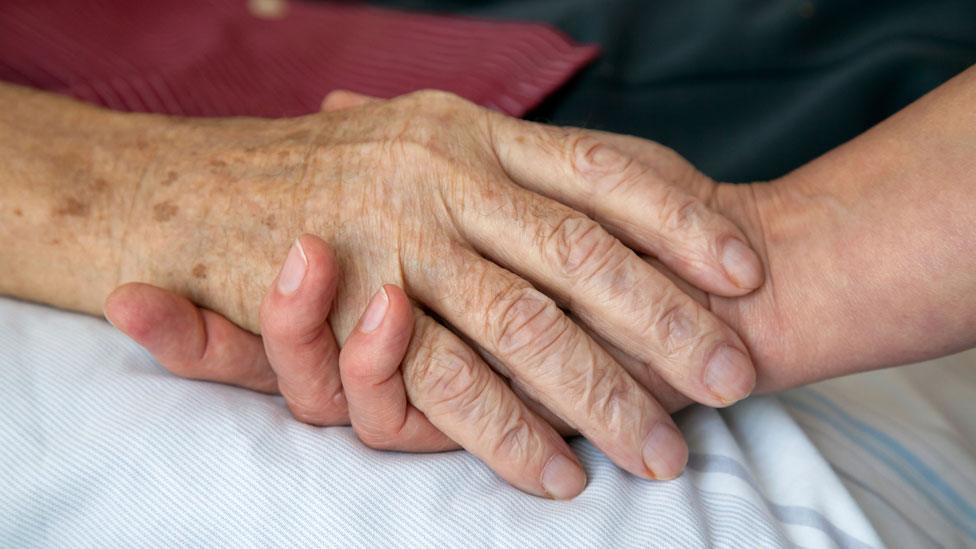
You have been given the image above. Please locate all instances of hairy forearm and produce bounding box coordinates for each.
[717,65,976,391]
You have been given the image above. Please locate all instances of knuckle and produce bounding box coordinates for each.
[396,90,474,133]
[556,359,601,407]
[569,132,626,175]
[383,129,437,163]
[598,256,641,303]
[408,338,487,421]
[658,187,707,233]
[652,299,703,357]
[568,132,645,193]
[545,214,622,279]
[408,88,467,105]
[489,408,536,461]
[488,284,570,362]
[560,357,632,435]
[592,377,632,436]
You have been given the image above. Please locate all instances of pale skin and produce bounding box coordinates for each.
[4,65,976,499]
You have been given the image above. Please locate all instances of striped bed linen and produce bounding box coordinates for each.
[2,296,973,548]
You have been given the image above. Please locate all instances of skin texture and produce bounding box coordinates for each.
[1,83,771,496]
[5,64,976,498]
[103,66,976,497]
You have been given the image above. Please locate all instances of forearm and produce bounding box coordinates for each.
[718,65,976,391]
[0,83,304,327]
[0,83,152,314]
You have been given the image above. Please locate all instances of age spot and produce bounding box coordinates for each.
[209,159,228,168]
[13,208,23,217]
[162,171,178,186]
[93,178,109,192]
[53,197,90,218]
[153,201,179,222]
[262,214,277,229]
[192,263,208,279]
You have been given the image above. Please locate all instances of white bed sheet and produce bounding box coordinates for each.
[1,297,974,548]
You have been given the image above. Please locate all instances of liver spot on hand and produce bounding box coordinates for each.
[53,197,90,218]
[152,201,179,222]
[192,263,208,279]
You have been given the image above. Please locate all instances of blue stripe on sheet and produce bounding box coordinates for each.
[781,390,976,540]
[803,389,976,524]
[687,453,874,549]
[805,390,976,519]
[833,468,942,548]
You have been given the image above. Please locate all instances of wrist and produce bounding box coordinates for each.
[706,178,840,393]
[118,115,335,333]
[0,87,163,315]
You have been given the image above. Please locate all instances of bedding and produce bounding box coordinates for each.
[2,296,973,548]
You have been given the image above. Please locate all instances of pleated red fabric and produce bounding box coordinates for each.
[0,0,598,117]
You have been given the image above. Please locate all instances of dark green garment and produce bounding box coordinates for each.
[369,0,976,182]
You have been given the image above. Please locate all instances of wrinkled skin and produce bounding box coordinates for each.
[14,66,976,501]
[113,90,766,495]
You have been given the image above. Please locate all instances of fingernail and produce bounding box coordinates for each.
[359,287,389,333]
[704,344,756,405]
[541,454,587,499]
[641,423,688,480]
[276,238,307,295]
[721,238,763,289]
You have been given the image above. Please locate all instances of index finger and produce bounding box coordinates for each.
[488,115,764,297]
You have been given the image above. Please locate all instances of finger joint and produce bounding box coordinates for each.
[545,215,624,282]
[488,285,571,364]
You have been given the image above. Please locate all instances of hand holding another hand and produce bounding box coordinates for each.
[105,89,766,498]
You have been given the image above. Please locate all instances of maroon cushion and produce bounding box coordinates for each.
[0,0,598,117]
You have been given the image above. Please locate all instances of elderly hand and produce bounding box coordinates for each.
[95,89,765,497]
[93,93,762,494]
